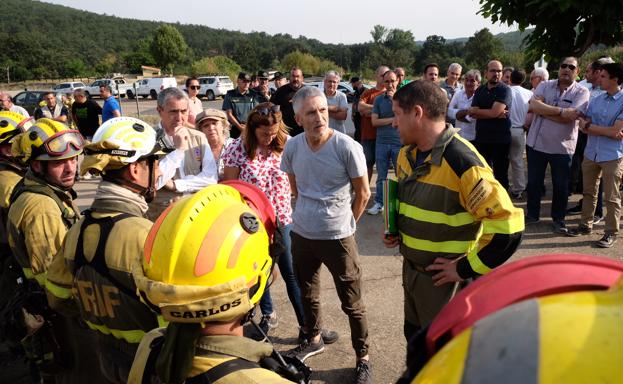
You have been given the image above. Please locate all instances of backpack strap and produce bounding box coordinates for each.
[10,178,79,228]
[186,358,261,384]
[72,210,139,300]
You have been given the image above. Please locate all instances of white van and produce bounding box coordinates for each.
[196,76,234,100]
[128,77,177,99]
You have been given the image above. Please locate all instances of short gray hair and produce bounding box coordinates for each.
[324,70,341,80]
[448,63,462,73]
[292,86,325,115]
[157,87,189,109]
[465,69,481,83]
[531,67,549,81]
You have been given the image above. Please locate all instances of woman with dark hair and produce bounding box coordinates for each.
[222,102,304,338]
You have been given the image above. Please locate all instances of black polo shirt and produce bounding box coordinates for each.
[471,82,512,143]
[270,84,303,136]
[222,88,262,138]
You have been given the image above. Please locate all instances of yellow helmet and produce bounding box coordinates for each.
[82,117,158,175]
[134,184,273,323]
[11,118,84,162]
[0,111,33,145]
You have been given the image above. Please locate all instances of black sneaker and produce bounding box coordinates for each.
[285,337,325,362]
[593,215,605,224]
[596,233,617,248]
[552,221,570,235]
[525,215,540,225]
[566,225,592,237]
[354,359,372,384]
[510,191,523,200]
[297,328,339,345]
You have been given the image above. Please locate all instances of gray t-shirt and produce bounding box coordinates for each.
[281,130,367,239]
[326,90,348,133]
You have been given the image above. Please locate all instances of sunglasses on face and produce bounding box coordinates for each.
[189,86,201,90]
[560,63,577,71]
[257,104,280,116]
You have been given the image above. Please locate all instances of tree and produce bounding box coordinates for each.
[370,25,388,44]
[150,25,188,73]
[464,29,503,70]
[479,0,623,59]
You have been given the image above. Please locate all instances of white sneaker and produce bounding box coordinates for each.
[366,202,383,215]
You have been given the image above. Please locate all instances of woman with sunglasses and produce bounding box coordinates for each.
[185,76,203,126]
[222,102,304,338]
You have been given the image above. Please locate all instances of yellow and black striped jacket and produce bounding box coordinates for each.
[395,125,524,278]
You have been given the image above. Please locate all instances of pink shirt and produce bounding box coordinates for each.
[188,97,203,125]
[222,138,292,225]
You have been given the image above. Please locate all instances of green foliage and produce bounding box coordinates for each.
[464,29,504,70]
[478,0,623,59]
[150,25,188,73]
[280,51,343,76]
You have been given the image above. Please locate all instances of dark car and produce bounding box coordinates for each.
[12,90,52,116]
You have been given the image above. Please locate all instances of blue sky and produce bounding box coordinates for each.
[43,0,518,44]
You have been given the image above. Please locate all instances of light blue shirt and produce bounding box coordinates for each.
[584,90,623,162]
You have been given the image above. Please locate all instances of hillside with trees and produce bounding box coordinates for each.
[2,0,606,83]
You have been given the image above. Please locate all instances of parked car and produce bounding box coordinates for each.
[52,81,86,94]
[12,90,53,115]
[196,76,234,100]
[85,78,132,98]
[304,81,356,103]
[129,77,177,100]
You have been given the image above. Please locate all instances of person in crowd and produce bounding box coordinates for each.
[222,72,262,139]
[440,63,464,101]
[45,117,163,384]
[567,62,623,248]
[324,70,349,134]
[271,67,306,136]
[395,67,410,88]
[529,67,549,90]
[350,76,366,142]
[502,66,514,85]
[72,88,102,140]
[222,103,290,334]
[147,87,217,220]
[253,70,272,102]
[8,118,105,383]
[100,85,122,123]
[0,91,30,116]
[384,80,523,346]
[195,108,233,180]
[468,60,512,189]
[358,65,389,181]
[367,70,401,216]
[250,74,260,89]
[273,71,287,89]
[127,184,301,384]
[524,57,590,234]
[423,63,440,83]
[508,69,533,199]
[185,76,203,126]
[282,86,372,384]
[447,69,481,141]
[34,91,69,123]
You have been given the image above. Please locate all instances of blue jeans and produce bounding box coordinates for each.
[259,224,305,326]
[375,142,401,205]
[526,146,572,223]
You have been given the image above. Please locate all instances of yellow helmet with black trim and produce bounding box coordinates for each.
[82,117,158,175]
[133,184,273,323]
[0,111,33,145]
[11,118,84,163]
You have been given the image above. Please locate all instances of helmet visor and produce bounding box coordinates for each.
[43,130,85,157]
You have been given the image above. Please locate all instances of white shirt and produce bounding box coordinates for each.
[156,124,218,193]
[10,105,30,117]
[447,89,476,141]
[325,90,348,133]
[509,85,533,128]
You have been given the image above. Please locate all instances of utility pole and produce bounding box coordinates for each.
[6,66,9,84]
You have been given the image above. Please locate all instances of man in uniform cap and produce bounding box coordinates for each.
[222,72,263,138]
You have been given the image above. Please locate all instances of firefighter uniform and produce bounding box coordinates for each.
[395,125,524,331]
[130,329,294,384]
[46,187,163,383]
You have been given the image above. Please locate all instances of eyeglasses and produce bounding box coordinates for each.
[43,130,85,157]
[257,104,280,116]
[189,86,201,90]
[560,63,577,71]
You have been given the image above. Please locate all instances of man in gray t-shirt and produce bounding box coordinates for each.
[281,86,373,383]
